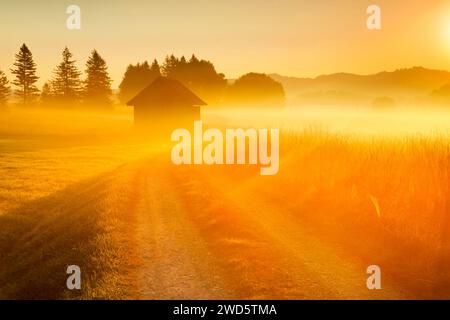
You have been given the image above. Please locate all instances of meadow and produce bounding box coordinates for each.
[1,106,450,299]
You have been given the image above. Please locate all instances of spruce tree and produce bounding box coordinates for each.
[161,55,179,77]
[40,82,54,106]
[150,59,161,76]
[160,54,226,104]
[118,59,161,104]
[0,70,11,106]
[11,43,39,105]
[84,50,112,107]
[51,47,82,104]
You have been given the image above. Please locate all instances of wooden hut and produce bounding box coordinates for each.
[127,77,206,128]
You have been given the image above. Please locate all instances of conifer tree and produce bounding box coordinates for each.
[51,47,82,104]
[40,82,54,105]
[0,70,11,106]
[84,50,112,107]
[161,54,226,103]
[11,43,39,105]
[161,55,179,77]
[118,59,161,104]
[150,59,161,75]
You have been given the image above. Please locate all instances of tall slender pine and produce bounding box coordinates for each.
[0,70,11,106]
[84,50,112,107]
[51,47,82,104]
[11,44,39,105]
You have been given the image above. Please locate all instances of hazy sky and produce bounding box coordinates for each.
[1,0,450,88]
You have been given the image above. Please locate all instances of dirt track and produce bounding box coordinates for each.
[122,157,407,299]
[0,154,416,299]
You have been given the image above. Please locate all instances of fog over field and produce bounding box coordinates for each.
[205,105,450,136]
[1,105,450,299]
[2,0,450,301]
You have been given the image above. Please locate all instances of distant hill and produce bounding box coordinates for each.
[270,67,450,106]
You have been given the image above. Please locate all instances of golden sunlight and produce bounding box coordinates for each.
[2,0,450,303]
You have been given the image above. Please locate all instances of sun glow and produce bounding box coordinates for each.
[444,19,450,47]
[436,2,450,53]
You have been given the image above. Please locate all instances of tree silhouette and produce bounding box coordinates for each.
[161,55,179,77]
[226,73,285,107]
[428,83,450,106]
[161,54,226,104]
[372,96,396,109]
[84,50,112,107]
[11,44,39,105]
[0,70,11,106]
[51,47,82,105]
[118,59,161,104]
[40,82,54,106]
[150,59,160,73]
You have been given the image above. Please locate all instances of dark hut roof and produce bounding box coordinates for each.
[127,77,207,107]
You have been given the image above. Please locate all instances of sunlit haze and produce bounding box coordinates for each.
[3,0,450,302]
[1,0,450,87]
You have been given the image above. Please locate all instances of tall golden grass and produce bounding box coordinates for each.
[271,130,450,295]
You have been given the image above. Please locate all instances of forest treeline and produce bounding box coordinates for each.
[0,44,285,109]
